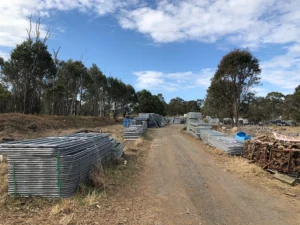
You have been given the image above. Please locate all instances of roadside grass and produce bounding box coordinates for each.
[143,131,154,141]
[51,199,74,215]
[0,162,8,195]
[83,190,99,206]
[225,156,265,177]
[59,213,75,225]
[134,137,144,147]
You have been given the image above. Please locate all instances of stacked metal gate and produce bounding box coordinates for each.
[0,133,123,198]
[199,129,226,142]
[208,135,244,155]
[186,112,209,138]
[123,125,145,140]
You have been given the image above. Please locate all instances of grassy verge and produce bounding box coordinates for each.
[0,113,120,140]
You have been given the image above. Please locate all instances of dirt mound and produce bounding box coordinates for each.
[0,113,119,140]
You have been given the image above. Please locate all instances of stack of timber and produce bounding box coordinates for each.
[244,136,274,167]
[244,134,300,176]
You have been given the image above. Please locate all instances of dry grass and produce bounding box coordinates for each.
[103,124,124,141]
[0,162,8,195]
[225,157,265,177]
[124,141,138,152]
[59,213,75,225]
[224,157,300,193]
[0,113,120,140]
[204,145,226,156]
[51,199,75,215]
[134,137,144,147]
[88,163,107,189]
[84,191,99,206]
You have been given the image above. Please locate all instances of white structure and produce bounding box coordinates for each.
[223,118,248,125]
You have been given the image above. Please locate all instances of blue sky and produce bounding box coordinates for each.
[1,0,300,103]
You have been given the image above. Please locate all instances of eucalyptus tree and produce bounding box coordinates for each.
[1,18,55,114]
[211,49,261,126]
[84,64,107,116]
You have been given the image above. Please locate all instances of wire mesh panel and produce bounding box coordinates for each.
[199,130,226,142]
[207,135,244,155]
[124,125,144,140]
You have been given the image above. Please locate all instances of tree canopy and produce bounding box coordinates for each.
[136,90,167,116]
[205,49,261,125]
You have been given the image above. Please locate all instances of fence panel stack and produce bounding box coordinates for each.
[186,112,202,138]
[199,129,244,155]
[208,136,244,155]
[199,129,226,143]
[185,112,217,139]
[0,133,113,198]
[123,125,145,140]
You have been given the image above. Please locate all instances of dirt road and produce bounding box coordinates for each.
[132,124,300,225]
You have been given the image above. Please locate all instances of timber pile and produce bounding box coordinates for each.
[244,136,273,167]
[269,146,300,174]
[244,135,300,175]
[269,150,291,173]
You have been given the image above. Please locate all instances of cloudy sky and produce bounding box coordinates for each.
[0,0,300,102]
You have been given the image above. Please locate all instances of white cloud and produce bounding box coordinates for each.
[261,44,300,92]
[119,0,300,47]
[1,0,300,49]
[56,26,66,33]
[196,68,215,88]
[0,50,10,60]
[134,69,215,92]
[251,87,269,97]
[134,71,182,92]
[0,0,139,49]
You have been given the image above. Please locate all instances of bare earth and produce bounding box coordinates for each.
[120,124,300,225]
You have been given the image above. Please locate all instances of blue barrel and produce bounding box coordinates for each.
[123,118,132,127]
[235,131,251,144]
